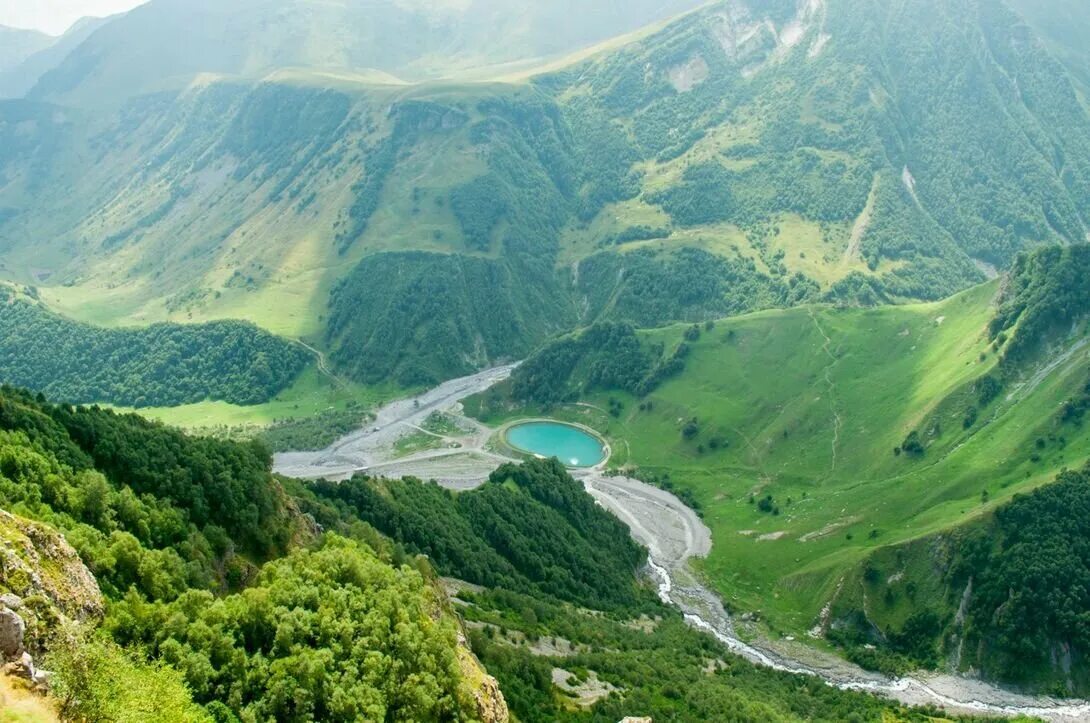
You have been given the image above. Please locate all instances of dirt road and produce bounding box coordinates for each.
[273,364,517,480]
[274,366,1090,720]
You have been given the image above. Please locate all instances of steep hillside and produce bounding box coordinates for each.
[469,247,1090,693]
[0,387,509,721]
[1008,0,1090,95]
[306,459,649,610]
[0,27,53,77]
[0,18,110,99]
[1,0,1088,393]
[827,466,1090,694]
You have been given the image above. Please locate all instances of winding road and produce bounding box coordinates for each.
[273,364,517,482]
[275,365,1090,721]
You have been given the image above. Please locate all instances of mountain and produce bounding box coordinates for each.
[0,17,112,99]
[0,386,946,721]
[471,243,1090,694]
[0,0,1089,394]
[0,26,53,77]
[27,0,708,105]
[1007,0,1090,95]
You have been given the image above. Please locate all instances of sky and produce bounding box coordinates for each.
[0,0,146,36]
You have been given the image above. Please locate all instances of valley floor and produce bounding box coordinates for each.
[274,365,1090,721]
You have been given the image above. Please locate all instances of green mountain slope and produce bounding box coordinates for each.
[0,284,308,407]
[469,245,1090,691]
[1,0,1089,393]
[828,465,1090,694]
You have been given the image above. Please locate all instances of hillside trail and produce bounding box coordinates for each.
[808,307,843,472]
[291,338,347,390]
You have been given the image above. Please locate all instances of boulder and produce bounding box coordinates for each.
[0,510,104,658]
[0,608,25,659]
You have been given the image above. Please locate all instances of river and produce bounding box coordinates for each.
[278,366,1090,721]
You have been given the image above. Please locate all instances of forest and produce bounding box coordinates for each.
[508,322,687,406]
[302,458,650,611]
[954,466,1090,688]
[0,288,308,407]
[0,385,1005,720]
[0,386,477,721]
[990,244,1090,363]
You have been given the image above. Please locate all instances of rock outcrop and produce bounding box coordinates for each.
[455,630,510,723]
[0,509,104,663]
[0,606,25,658]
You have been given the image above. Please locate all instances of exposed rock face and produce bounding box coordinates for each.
[667,55,710,92]
[471,667,509,723]
[455,630,510,723]
[0,607,24,658]
[0,509,104,657]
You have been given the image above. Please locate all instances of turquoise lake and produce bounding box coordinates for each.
[505,422,606,468]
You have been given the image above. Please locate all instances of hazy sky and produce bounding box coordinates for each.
[0,0,146,35]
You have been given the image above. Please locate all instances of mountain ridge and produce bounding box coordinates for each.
[1,0,1088,392]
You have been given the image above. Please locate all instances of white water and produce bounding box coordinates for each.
[647,561,1090,721]
[276,366,1090,721]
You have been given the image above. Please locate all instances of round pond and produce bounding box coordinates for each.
[504,421,606,468]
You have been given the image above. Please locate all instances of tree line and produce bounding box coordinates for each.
[0,288,308,408]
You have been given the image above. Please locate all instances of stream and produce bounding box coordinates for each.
[645,558,1090,721]
[277,366,1090,721]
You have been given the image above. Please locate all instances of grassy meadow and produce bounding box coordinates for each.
[468,280,1090,636]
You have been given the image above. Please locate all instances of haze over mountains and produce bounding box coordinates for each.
[2,0,1088,386]
[20,0,710,103]
[0,26,54,76]
[0,17,113,99]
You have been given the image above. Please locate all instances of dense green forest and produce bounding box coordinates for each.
[326,249,571,387]
[0,288,308,407]
[107,536,470,722]
[830,464,1090,693]
[0,386,480,720]
[990,244,1090,363]
[302,458,649,611]
[507,322,688,406]
[576,248,820,327]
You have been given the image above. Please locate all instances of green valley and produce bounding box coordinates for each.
[2,0,1090,718]
[470,244,1090,694]
[0,386,971,722]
